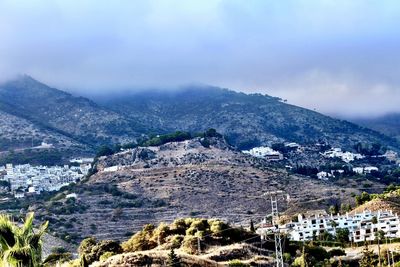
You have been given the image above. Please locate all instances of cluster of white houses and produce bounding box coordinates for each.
[0,159,92,198]
[242,146,284,161]
[258,209,400,243]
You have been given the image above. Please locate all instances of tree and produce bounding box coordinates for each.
[78,237,122,265]
[329,204,339,215]
[355,192,371,206]
[359,242,377,267]
[0,212,48,267]
[167,249,181,267]
[78,237,97,256]
[250,220,255,233]
[96,145,114,157]
[335,228,350,244]
[340,203,351,213]
[329,220,338,229]
[293,246,310,267]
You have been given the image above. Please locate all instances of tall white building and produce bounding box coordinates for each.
[257,210,400,243]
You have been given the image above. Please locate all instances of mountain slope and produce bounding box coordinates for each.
[1,76,398,156]
[0,109,81,151]
[352,113,400,141]
[0,75,142,147]
[96,86,400,150]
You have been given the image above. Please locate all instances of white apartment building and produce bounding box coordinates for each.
[242,146,283,160]
[257,210,400,243]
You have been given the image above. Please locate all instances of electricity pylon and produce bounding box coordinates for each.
[264,191,284,267]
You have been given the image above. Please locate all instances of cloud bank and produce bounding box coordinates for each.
[0,0,399,117]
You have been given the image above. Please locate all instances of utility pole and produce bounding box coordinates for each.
[264,191,284,267]
[386,237,391,267]
[197,236,201,254]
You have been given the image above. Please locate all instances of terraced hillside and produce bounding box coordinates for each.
[32,137,379,243]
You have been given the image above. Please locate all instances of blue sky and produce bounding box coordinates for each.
[0,0,399,117]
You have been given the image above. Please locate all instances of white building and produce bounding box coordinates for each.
[352,166,379,175]
[69,157,94,164]
[322,148,364,163]
[257,210,400,243]
[317,171,332,180]
[242,146,283,160]
[364,166,379,173]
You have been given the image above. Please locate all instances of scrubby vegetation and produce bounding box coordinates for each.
[77,237,123,265]
[95,128,224,157]
[122,218,256,255]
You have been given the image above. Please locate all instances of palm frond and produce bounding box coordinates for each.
[0,215,16,249]
[21,213,34,237]
[3,245,33,267]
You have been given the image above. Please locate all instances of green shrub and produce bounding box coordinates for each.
[78,238,122,265]
[122,225,157,252]
[228,259,248,266]
[167,235,184,249]
[329,248,346,257]
[99,251,116,261]
[181,235,199,254]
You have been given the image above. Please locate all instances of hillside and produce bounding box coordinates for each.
[0,109,82,152]
[351,188,400,215]
[29,137,375,244]
[352,113,400,142]
[0,75,142,148]
[95,86,400,151]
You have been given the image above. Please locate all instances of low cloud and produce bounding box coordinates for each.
[0,0,399,118]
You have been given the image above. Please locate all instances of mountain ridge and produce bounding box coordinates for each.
[0,75,398,161]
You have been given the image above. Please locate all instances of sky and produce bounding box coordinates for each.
[0,0,399,118]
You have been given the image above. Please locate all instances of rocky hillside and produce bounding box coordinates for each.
[32,137,374,243]
[0,75,142,148]
[0,109,81,151]
[96,86,400,151]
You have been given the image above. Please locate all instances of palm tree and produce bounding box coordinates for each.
[0,212,48,267]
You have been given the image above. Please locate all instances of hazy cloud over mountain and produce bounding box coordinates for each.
[0,0,399,117]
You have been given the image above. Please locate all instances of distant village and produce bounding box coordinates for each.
[0,157,93,198]
[243,142,400,182]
